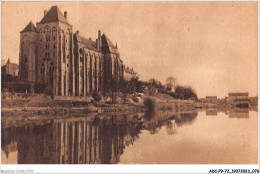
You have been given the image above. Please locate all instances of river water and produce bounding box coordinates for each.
[1,108,258,164]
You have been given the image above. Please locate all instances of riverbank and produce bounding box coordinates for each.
[1,92,197,118]
[2,92,255,120]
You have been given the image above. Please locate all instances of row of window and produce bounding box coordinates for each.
[45,44,56,49]
[40,35,56,42]
[44,52,56,58]
[39,26,57,34]
[79,48,104,59]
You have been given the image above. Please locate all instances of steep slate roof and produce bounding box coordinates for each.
[39,6,72,26]
[101,34,119,54]
[20,22,37,33]
[228,93,249,96]
[75,34,98,52]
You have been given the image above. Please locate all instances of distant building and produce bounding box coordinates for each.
[205,96,217,103]
[218,98,227,104]
[228,92,249,105]
[2,58,19,77]
[229,108,249,118]
[206,110,217,116]
[249,96,258,105]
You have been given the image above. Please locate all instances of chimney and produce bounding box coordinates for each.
[44,10,47,16]
[64,11,67,19]
[96,39,98,49]
[98,30,101,51]
[89,38,91,40]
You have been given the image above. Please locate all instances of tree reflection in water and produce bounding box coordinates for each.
[143,110,198,135]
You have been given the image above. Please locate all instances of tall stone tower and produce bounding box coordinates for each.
[19,22,38,84]
[36,6,73,96]
[19,6,126,96]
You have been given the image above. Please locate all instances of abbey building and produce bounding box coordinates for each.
[19,6,131,96]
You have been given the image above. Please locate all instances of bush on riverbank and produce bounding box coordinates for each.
[92,92,102,104]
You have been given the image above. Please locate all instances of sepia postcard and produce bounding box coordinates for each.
[1,1,258,173]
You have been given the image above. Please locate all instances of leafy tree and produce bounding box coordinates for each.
[92,92,102,104]
[174,85,197,100]
[119,77,128,101]
[110,77,119,103]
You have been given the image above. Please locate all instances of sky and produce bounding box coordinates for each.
[1,1,258,98]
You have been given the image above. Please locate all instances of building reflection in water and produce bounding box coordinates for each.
[206,110,217,116]
[1,111,200,164]
[1,116,144,164]
[229,108,249,118]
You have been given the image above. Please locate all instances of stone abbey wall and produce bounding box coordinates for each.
[19,6,125,96]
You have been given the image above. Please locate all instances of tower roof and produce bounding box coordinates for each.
[101,34,119,54]
[20,22,37,33]
[39,6,72,26]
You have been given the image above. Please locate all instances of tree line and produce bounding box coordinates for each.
[92,76,198,103]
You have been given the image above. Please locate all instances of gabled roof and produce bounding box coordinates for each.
[101,34,119,54]
[20,22,37,33]
[75,34,98,52]
[39,6,71,26]
[5,58,19,68]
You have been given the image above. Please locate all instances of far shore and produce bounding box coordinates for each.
[1,92,257,120]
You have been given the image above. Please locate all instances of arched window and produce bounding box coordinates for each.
[44,25,50,33]
[46,35,50,42]
[52,27,57,33]
[41,63,45,74]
